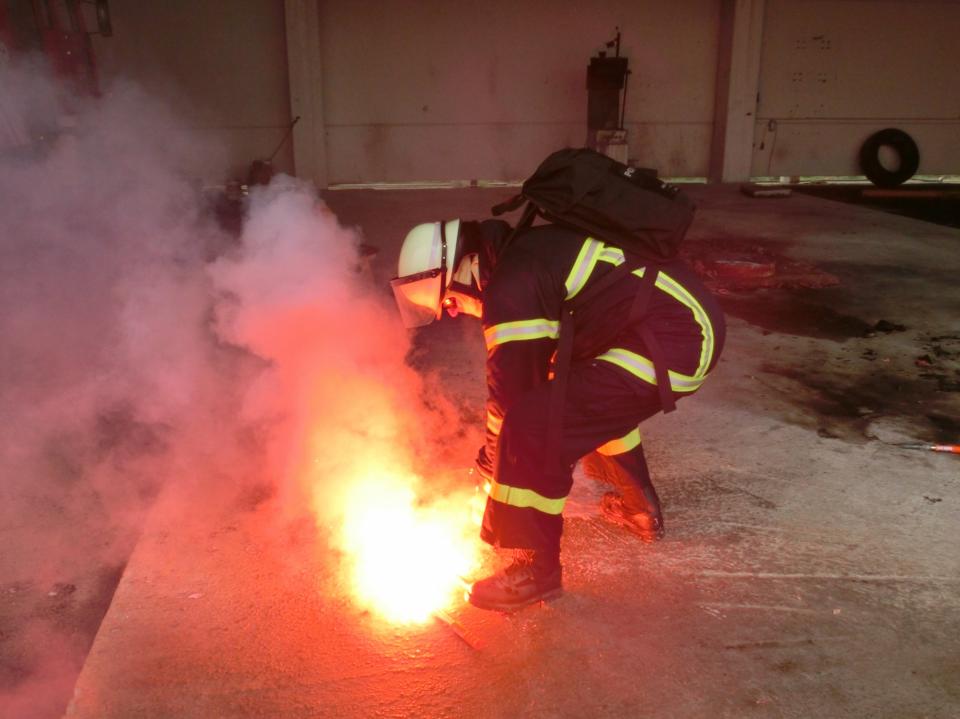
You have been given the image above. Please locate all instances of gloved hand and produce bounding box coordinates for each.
[474,446,494,482]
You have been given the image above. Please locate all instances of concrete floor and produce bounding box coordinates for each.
[61,186,960,717]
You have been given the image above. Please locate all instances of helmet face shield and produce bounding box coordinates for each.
[390,268,443,328]
[391,220,451,329]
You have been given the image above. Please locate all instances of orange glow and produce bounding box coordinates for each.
[337,473,482,625]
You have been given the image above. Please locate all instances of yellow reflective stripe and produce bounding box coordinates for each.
[484,318,560,350]
[653,272,715,378]
[592,249,715,379]
[486,410,503,436]
[598,246,625,265]
[596,348,706,393]
[597,347,657,384]
[666,371,705,391]
[564,238,604,299]
[484,479,566,515]
[596,426,642,456]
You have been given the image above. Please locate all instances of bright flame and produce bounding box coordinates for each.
[338,473,482,625]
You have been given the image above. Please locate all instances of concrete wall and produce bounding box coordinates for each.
[83,1,960,184]
[318,0,720,184]
[91,0,293,179]
[752,0,960,177]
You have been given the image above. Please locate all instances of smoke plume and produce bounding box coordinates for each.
[0,58,474,717]
[208,175,468,520]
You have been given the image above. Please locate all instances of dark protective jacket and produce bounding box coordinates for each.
[463,220,726,477]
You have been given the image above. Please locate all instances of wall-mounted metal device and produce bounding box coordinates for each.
[586,28,631,163]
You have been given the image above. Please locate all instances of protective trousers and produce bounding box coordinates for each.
[480,358,680,557]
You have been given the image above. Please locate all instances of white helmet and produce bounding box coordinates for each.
[390,219,461,328]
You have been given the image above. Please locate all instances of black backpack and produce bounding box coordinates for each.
[491,147,695,260]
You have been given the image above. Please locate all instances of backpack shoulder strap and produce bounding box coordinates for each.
[568,256,674,414]
[546,250,646,477]
[497,202,539,252]
[604,261,676,413]
[545,252,676,476]
[491,193,526,216]
[629,268,676,414]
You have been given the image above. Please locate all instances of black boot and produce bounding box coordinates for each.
[467,550,563,612]
[600,492,665,542]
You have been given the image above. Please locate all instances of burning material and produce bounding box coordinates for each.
[338,475,481,625]
[434,608,483,650]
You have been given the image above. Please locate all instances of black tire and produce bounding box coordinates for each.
[859,128,919,188]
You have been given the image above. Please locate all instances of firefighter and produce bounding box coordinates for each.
[391,216,725,612]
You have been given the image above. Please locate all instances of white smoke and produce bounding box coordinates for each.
[208,176,478,531]
[0,58,476,717]
[0,59,236,718]
[0,64,229,561]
